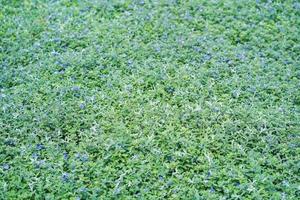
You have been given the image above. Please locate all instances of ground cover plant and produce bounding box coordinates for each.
[0,0,300,199]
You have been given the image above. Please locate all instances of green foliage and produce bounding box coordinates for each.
[0,0,299,199]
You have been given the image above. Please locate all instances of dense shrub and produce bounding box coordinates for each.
[0,0,299,199]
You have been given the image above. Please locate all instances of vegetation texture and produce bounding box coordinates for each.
[1,0,300,199]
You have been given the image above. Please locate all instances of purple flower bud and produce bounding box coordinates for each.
[81,154,89,162]
[158,175,164,181]
[203,54,212,61]
[79,187,87,193]
[127,60,133,65]
[75,153,89,162]
[63,152,69,160]
[75,153,81,159]
[35,160,46,168]
[207,171,212,178]
[72,86,80,91]
[3,164,10,170]
[32,153,39,159]
[36,144,45,151]
[79,103,85,109]
[62,172,69,182]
